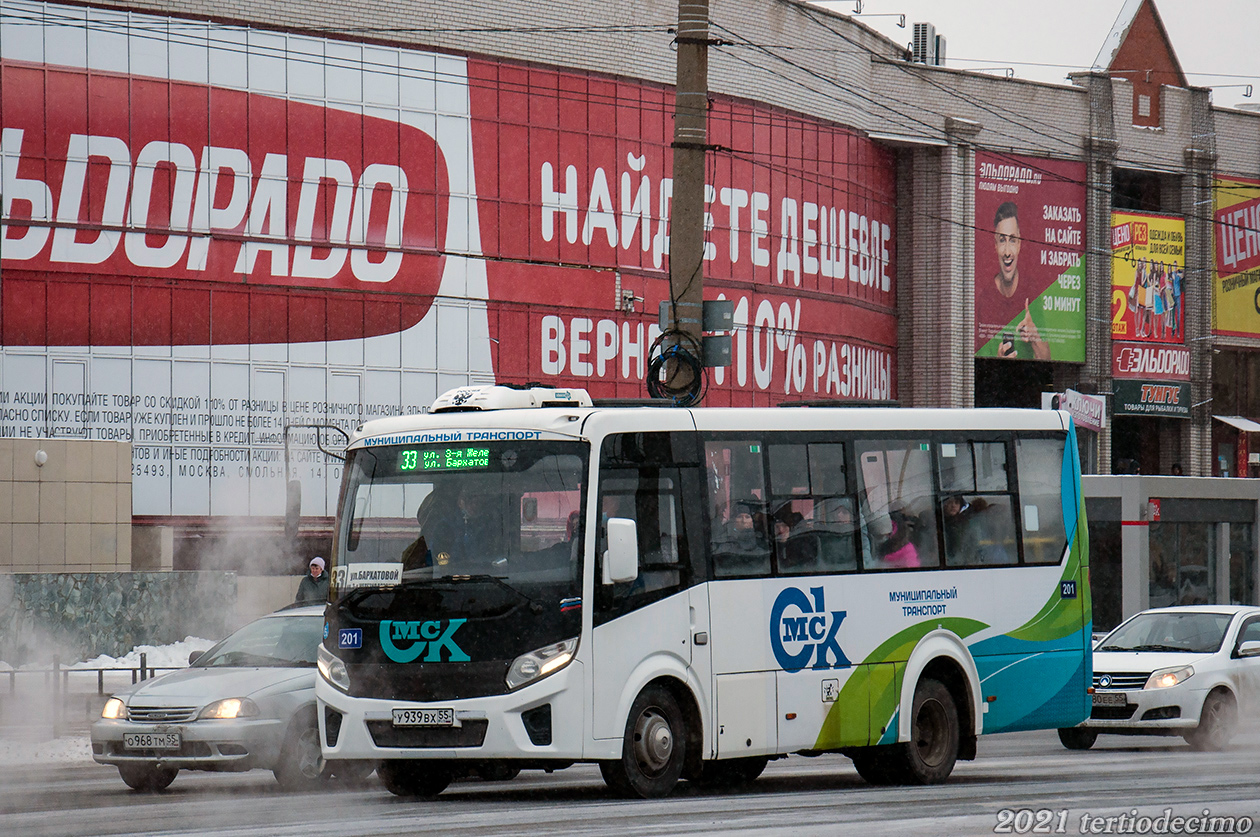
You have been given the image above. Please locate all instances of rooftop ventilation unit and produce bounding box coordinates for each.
[912,22,945,66]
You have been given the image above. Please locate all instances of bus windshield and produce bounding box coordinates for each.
[336,440,587,603]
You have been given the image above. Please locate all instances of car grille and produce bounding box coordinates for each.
[127,705,199,723]
[1092,672,1149,691]
[105,741,215,758]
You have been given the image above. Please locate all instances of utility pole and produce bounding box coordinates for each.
[663,0,710,390]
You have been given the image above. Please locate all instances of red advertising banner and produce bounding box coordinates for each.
[1,60,447,344]
[465,60,898,403]
[1111,343,1191,381]
[973,152,1086,362]
[1,55,898,403]
[0,3,902,519]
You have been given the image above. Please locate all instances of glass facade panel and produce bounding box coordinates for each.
[1230,523,1255,606]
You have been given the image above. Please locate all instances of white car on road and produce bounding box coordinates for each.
[91,605,371,791]
[1060,605,1260,751]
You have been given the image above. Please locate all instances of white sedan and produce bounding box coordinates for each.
[91,605,372,791]
[1059,605,1260,751]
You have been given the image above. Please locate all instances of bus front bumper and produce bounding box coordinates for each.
[315,660,586,762]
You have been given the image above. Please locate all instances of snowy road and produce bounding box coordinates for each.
[2,730,1259,836]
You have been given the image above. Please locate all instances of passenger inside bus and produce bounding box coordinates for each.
[771,504,819,572]
[875,504,920,568]
[941,494,1015,566]
[807,497,863,572]
[712,498,770,575]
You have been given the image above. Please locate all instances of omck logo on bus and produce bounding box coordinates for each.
[770,586,850,673]
[379,619,471,663]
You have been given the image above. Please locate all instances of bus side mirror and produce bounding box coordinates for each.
[603,518,639,584]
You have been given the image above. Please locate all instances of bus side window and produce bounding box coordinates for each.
[768,441,857,575]
[1016,436,1068,564]
[854,441,940,570]
[938,439,1018,567]
[705,439,770,577]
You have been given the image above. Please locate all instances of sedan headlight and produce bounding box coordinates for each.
[198,697,260,719]
[101,697,125,719]
[506,638,578,690]
[318,643,350,692]
[1145,665,1194,690]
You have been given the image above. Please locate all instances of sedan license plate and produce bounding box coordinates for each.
[392,708,455,727]
[1092,692,1128,707]
[124,732,181,750]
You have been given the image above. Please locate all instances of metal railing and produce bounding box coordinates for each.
[3,654,184,697]
[1,654,187,737]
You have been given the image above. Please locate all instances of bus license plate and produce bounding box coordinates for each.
[124,732,181,750]
[1092,692,1127,707]
[392,708,455,727]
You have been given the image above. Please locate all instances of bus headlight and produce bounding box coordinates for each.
[506,638,578,690]
[1145,665,1194,690]
[318,643,350,692]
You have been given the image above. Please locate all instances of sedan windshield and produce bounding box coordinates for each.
[197,615,323,668]
[1098,611,1233,654]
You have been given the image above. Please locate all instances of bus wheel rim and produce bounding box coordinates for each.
[915,698,949,766]
[633,708,673,775]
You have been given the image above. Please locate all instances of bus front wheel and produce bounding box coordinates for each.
[601,685,687,799]
[885,677,960,785]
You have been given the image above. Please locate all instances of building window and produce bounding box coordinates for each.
[1137,94,1151,118]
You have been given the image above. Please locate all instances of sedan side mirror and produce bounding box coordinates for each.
[189,650,205,666]
[1237,640,1260,658]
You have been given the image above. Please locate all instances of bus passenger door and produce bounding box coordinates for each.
[591,430,702,743]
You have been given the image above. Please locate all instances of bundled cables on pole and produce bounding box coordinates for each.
[646,330,707,407]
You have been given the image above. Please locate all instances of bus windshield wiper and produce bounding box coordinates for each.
[446,574,547,613]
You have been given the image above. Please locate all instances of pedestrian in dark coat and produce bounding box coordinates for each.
[295,556,330,604]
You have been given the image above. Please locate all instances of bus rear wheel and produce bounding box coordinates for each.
[378,760,452,798]
[850,750,897,785]
[883,677,959,785]
[600,685,686,799]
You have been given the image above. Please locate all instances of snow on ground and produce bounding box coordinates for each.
[0,733,96,767]
[0,638,215,767]
[0,636,215,673]
[71,636,216,672]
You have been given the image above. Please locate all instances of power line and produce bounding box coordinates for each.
[2,3,1249,249]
